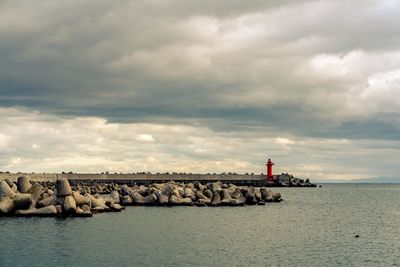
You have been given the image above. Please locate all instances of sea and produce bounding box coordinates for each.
[1,183,399,267]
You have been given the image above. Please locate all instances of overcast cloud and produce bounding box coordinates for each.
[0,0,399,179]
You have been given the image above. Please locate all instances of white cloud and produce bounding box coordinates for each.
[10,157,22,166]
[0,107,398,179]
[136,134,155,142]
[274,137,295,146]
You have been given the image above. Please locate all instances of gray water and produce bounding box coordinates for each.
[1,184,400,266]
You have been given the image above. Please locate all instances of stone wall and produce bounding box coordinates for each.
[0,172,269,183]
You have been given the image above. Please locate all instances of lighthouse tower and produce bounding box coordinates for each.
[266,158,275,181]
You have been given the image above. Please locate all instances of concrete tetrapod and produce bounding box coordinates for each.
[210,191,221,206]
[203,189,213,199]
[121,195,133,205]
[158,184,175,205]
[131,192,157,205]
[56,178,72,196]
[220,189,232,205]
[109,191,120,204]
[17,176,32,193]
[63,195,77,214]
[260,188,274,202]
[169,194,192,206]
[183,187,195,200]
[0,193,32,214]
[72,191,91,206]
[87,194,110,212]
[12,193,33,210]
[27,183,43,209]
[210,181,222,193]
[0,180,15,197]
[0,197,13,214]
[37,196,58,208]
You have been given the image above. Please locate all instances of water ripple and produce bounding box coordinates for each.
[1,184,400,266]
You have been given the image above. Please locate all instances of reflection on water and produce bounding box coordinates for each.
[1,184,400,266]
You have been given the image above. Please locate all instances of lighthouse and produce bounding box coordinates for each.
[266,158,275,181]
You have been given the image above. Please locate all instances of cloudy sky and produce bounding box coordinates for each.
[1,0,399,180]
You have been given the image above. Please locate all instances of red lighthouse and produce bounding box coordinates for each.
[266,158,275,181]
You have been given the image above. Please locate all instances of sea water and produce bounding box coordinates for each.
[1,184,400,266]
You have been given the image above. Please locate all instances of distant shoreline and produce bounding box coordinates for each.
[315,177,400,184]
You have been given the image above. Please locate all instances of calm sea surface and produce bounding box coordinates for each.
[1,184,400,267]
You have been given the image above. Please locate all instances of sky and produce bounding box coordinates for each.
[0,0,399,180]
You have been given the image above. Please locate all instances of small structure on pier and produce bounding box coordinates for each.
[266,158,275,181]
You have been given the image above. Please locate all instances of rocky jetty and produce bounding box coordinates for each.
[0,177,282,218]
[276,173,317,187]
[117,181,282,206]
[0,176,122,217]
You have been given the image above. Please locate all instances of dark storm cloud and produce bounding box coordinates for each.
[1,0,400,178]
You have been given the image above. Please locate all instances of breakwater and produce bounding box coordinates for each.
[0,172,316,187]
[0,176,282,217]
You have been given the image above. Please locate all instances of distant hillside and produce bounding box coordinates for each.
[313,179,346,183]
[315,177,400,183]
[346,177,400,183]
